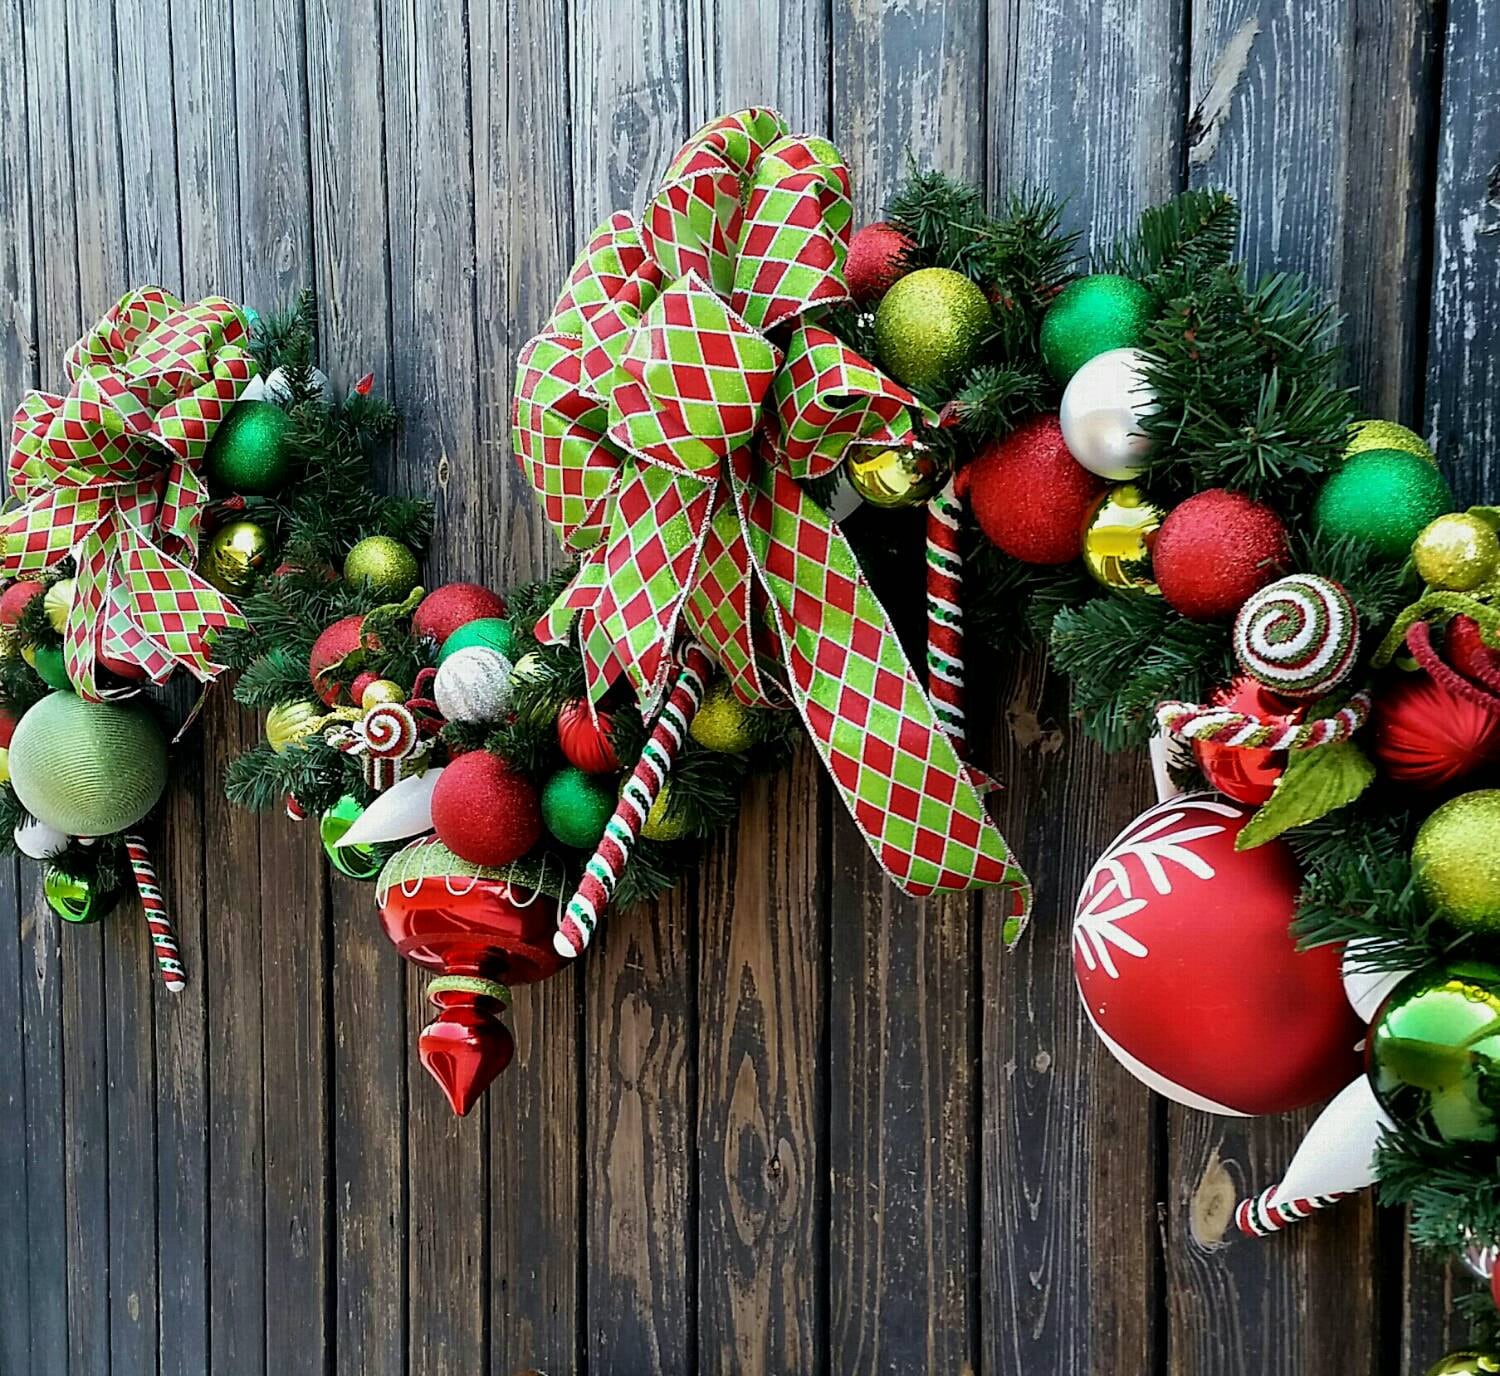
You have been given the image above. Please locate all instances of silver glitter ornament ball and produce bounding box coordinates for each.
[1059,347,1158,481]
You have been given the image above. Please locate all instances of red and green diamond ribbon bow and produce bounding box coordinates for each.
[2,286,254,699]
[513,107,1030,914]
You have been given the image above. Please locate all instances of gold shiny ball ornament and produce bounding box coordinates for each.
[1412,513,1500,591]
[1082,484,1163,595]
[1412,790,1500,932]
[872,267,991,391]
[1426,1355,1500,1376]
[846,445,944,509]
[688,679,758,753]
[200,519,270,596]
[265,700,325,754]
[360,678,406,709]
[43,578,74,634]
[640,780,690,842]
[1346,418,1435,465]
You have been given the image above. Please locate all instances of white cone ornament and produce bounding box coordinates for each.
[334,768,442,849]
[433,647,513,723]
[1073,793,1362,1115]
[1059,346,1157,480]
[240,365,330,405]
[1342,938,1414,1023]
[14,818,68,859]
[1267,1075,1394,1205]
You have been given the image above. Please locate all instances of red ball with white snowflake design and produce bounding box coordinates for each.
[1072,793,1360,1116]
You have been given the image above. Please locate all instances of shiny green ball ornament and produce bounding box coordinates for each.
[872,267,990,391]
[44,868,100,924]
[541,766,615,849]
[689,679,758,753]
[1412,513,1500,591]
[1346,418,1434,465]
[31,644,72,690]
[437,617,516,665]
[319,795,385,880]
[1413,790,1500,931]
[8,691,168,836]
[1313,448,1455,560]
[343,535,419,601]
[1039,274,1155,384]
[1367,961,1500,1144]
[204,399,296,494]
[1426,1355,1500,1376]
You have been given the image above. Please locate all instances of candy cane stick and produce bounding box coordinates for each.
[1235,1186,1354,1237]
[555,643,713,959]
[124,832,184,992]
[926,476,966,754]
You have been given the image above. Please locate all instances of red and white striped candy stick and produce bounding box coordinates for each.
[124,832,184,992]
[554,643,713,959]
[1235,1186,1353,1238]
[926,475,966,754]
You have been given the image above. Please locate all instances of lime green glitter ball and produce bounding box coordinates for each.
[688,679,758,753]
[541,766,615,849]
[205,399,296,494]
[343,535,420,600]
[1313,448,1454,559]
[1414,791,1500,932]
[873,267,991,391]
[1345,418,1434,464]
[9,691,168,836]
[1040,274,1155,384]
[438,617,516,664]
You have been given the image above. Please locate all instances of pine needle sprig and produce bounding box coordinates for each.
[1103,188,1240,288]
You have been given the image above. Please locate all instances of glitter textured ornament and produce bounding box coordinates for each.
[201,518,270,595]
[541,766,616,849]
[360,678,406,709]
[1040,274,1154,384]
[1412,513,1500,591]
[1367,962,1500,1142]
[1153,489,1288,621]
[1412,791,1500,931]
[872,267,990,390]
[1232,574,1359,698]
[0,579,43,626]
[1058,347,1157,480]
[266,700,325,753]
[43,578,73,633]
[1081,484,1162,594]
[1369,671,1500,788]
[846,445,943,508]
[413,583,508,644]
[556,699,620,774]
[1191,678,1301,805]
[845,221,913,304]
[640,778,689,841]
[309,613,368,705]
[433,647,513,723]
[204,399,295,494]
[1314,448,1455,560]
[1346,418,1434,464]
[320,794,385,880]
[44,868,100,924]
[438,617,517,665]
[689,679,758,753]
[968,414,1106,565]
[430,752,541,867]
[343,535,420,600]
[1424,1355,1500,1376]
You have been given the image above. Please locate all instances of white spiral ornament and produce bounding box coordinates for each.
[1231,573,1359,698]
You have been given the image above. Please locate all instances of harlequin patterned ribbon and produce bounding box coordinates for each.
[513,107,1028,910]
[2,286,254,699]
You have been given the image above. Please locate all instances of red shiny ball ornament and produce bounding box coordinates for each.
[413,582,507,646]
[845,221,913,305]
[556,699,620,774]
[349,671,379,706]
[0,579,44,627]
[430,752,541,867]
[1370,671,1500,788]
[1074,792,1361,1115]
[967,414,1106,565]
[97,640,149,683]
[1153,489,1288,620]
[308,613,368,706]
[1192,677,1302,806]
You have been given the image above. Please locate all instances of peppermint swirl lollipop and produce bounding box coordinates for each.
[1232,574,1360,698]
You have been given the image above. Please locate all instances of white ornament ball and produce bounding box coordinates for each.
[14,818,68,859]
[433,646,514,723]
[1059,346,1157,480]
[240,365,330,406]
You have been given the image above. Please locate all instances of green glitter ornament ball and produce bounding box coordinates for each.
[1039,274,1155,384]
[438,617,517,664]
[205,399,296,494]
[1413,790,1500,931]
[343,535,420,600]
[873,267,991,391]
[689,679,758,753]
[541,766,616,849]
[1312,448,1454,560]
[1345,418,1434,464]
[9,691,168,836]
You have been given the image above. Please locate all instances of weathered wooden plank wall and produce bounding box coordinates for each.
[0,2,1490,1373]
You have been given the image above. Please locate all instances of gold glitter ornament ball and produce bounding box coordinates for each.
[1081,484,1163,595]
[1412,513,1500,591]
[872,267,990,391]
[846,445,944,508]
[344,535,420,601]
[689,679,758,753]
[201,519,270,595]
[1346,418,1435,464]
[360,678,406,709]
[1413,790,1500,931]
[640,779,690,841]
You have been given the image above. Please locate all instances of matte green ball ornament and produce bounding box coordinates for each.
[343,535,420,600]
[1366,961,1500,1144]
[31,644,72,690]
[689,679,758,753]
[1412,790,1500,931]
[1039,274,1155,384]
[320,795,385,880]
[541,766,616,849]
[872,267,991,391]
[44,868,100,924]
[8,691,168,836]
[1313,448,1455,560]
[204,399,296,494]
[437,617,517,664]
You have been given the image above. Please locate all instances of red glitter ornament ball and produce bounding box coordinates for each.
[1153,489,1288,620]
[1370,671,1500,789]
[557,699,620,774]
[0,579,44,627]
[1192,677,1302,806]
[308,613,368,706]
[414,583,507,646]
[0,707,17,748]
[845,222,914,305]
[430,752,542,868]
[967,414,1106,565]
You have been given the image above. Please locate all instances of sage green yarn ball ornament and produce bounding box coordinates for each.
[1313,448,1455,560]
[872,267,990,391]
[438,617,517,664]
[204,399,296,494]
[9,691,168,836]
[541,766,616,849]
[1040,274,1155,384]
